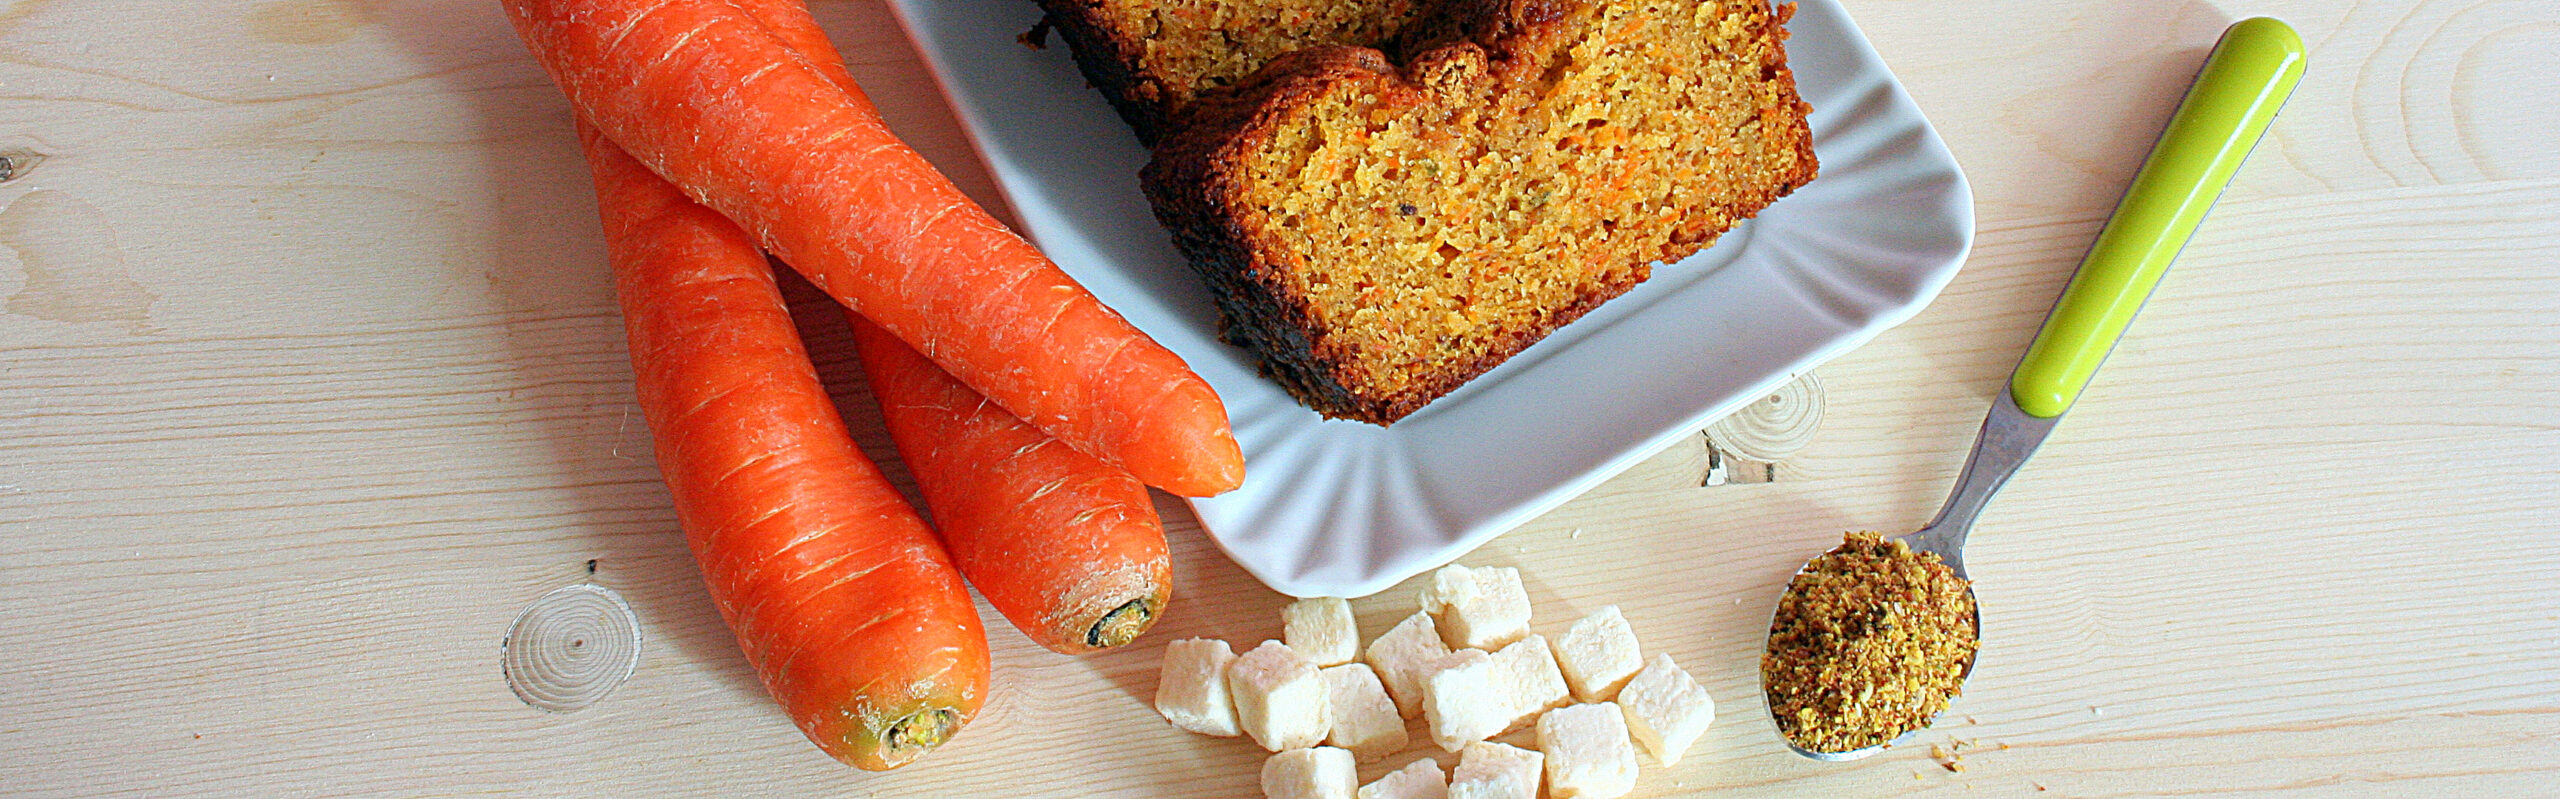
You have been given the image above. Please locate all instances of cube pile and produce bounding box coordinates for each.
[1153,565,1719,799]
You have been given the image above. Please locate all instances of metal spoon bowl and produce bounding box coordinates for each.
[1759,17,2306,761]
[1767,391,2036,761]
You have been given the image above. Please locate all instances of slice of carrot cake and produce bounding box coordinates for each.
[1143,0,1819,424]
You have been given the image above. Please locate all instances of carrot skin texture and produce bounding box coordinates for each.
[580,0,985,769]
[501,0,1245,496]
[578,114,987,770]
[848,314,1174,654]
[748,0,1175,656]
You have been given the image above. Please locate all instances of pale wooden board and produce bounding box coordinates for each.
[1,0,2555,796]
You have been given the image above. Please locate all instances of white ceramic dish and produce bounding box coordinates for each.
[885,0,1973,597]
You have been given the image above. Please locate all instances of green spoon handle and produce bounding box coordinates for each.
[2007,17,2307,418]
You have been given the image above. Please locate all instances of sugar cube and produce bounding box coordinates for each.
[1358,757,1448,799]
[1262,746,1359,799]
[1488,634,1570,732]
[1365,612,1452,718]
[1536,703,1640,799]
[1554,605,1644,702]
[1447,741,1543,799]
[1321,663,1408,760]
[1617,653,1714,766]
[1155,638,1242,737]
[1231,640,1332,752]
[1419,565,1532,650]
[1285,597,1361,667]
[1419,649,1504,751]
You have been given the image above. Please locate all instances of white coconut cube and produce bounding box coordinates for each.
[1617,653,1714,766]
[1418,649,1505,751]
[1364,612,1452,719]
[1447,740,1543,799]
[1554,605,1644,703]
[1357,757,1448,799]
[1284,597,1362,667]
[1320,663,1408,760]
[1262,746,1360,799]
[1488,634,1570,732]
[1231,640,1332,752]
[1154,638,1242,737]
[1418,565,1533,651]
[1536,703,1640,799]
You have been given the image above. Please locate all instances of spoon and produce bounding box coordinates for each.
[1762,17,2307,761]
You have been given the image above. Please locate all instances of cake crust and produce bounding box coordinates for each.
[1033,0,1451,145]
[1032,0,1179,143]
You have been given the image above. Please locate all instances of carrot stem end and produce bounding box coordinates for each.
[1083,597,1158,650]
[878,707,962,764]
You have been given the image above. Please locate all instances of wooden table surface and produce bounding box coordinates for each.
[4,0,2554,796]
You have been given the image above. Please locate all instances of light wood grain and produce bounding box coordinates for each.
[1,0,2553,796]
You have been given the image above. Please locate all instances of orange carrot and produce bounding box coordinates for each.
[849,314,1174,653]
[724,0,1176,656]
[727,0,869,113]
[502,0,1245,497]
[578,93,986,771]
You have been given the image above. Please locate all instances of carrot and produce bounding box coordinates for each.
[713,0,1176,656]
[501,0,1246,497]
[725,0,869,113]
[848,314,1174,653]
[577,74,987,770]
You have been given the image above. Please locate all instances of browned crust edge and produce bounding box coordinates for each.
[1145,1,1820,425]
[1032,0,1177,145]
[1143,47,1404,420]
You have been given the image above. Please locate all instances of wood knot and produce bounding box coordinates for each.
[1703,373,1825,484]
[502,583,641,712]
[0,149,44,184]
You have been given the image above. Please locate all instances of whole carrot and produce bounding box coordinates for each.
[849,315,1174,653]
[501,0,1245,497]
[579,105,986,770]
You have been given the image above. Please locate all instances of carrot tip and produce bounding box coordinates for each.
[1083,597,1160,650]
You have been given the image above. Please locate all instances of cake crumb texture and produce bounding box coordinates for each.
[1145,0,1819,423]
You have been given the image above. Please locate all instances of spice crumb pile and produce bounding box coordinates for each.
[1761,531,1978,754]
